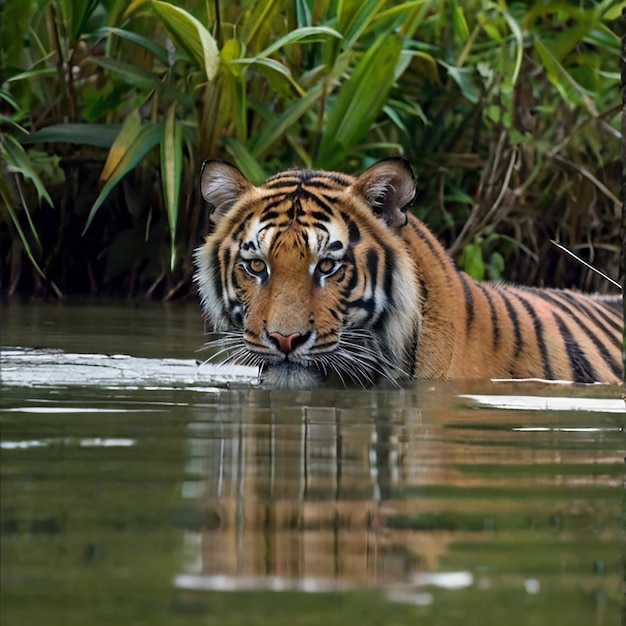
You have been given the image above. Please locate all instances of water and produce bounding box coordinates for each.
[1,299,625,625]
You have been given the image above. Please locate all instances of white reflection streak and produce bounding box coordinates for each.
[410,571,474,590]
[173,570,473,597]
[174,574,357,593]
[1,438,136,449]
[461,394,626,414]
[2,407,141,413]
[513,427,610,432]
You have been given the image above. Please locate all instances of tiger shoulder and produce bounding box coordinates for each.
[194,157,623,389]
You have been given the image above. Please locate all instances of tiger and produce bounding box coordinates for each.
[194,157,623,389]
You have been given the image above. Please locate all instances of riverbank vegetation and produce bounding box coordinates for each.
[1,0,623,298]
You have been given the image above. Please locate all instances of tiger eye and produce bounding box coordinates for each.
[317,259,336,275]
[248,259,266,275]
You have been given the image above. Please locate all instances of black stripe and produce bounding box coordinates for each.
[260,196,288,211]
[512,292,554,379]
[264,177,300,189]
[299,189,335,214]
[232,212,254,239]
[328,308,342,322]
[383,249,395,305]
[478,283,500,350]
[341,213,361,244]
[344,265,358,293]
[530,289,622,379]
[347,297,376,322]
[552,312,597,382]
[555,290,622,336]
[531,289,619,336]
[310,210,331,222]
[260,210,281,221]
[407,220,449,271]
[457,270,474,333]
[366,249,378,284]
[303,173,351,188]
[497,289,524,369]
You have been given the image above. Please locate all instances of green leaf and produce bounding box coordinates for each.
[0,177,48,284]
[160,104,182,271]
[533,36,597,114]
[440,62,480,104]
[460,243,485,281]
[21,123,122,148]
[337,0,386,49]
[151,0,219,81]
[59,0,100,39]
[231,57,305,96]
[223,137,268,185]
[499,7,523,92]
[248,82,325,159]
[252,26,342,59]
[100,111,142,182]
[3,135,54,208]
[242,0,281,48]
[317,33,403,168]
[94,26,170,66]
[487,251,505,281]
[83,120,163,234]
[5,67,58,83]
[90,56,194,110]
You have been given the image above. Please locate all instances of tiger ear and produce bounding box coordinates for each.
[200,159,255,223]
[353,157,417,228]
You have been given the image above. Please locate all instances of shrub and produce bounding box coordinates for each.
[1,0,623,297]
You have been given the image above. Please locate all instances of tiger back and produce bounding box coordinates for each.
[194,157,623,389]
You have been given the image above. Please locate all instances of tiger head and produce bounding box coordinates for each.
[194,157,422,389]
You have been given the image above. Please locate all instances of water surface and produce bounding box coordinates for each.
[1,299,624,625]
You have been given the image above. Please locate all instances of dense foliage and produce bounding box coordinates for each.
[0,0,623,298]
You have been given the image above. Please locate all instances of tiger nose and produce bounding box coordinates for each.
[268,331,310,354]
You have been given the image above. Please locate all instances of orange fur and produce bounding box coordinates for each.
[195,158,623,388]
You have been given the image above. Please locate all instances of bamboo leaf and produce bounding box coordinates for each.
[222,137,268,185]
[151,1,219,81]
[94,27,170,66]
[0,180,48,282]
[242,0,281,48]
[533,36,598,114]
[83,121,163,234]
[337,0,386,49]
[365,0,430,40]
[252,26,342,59]
[440,62,480,104]
[100,111,142,183]
[58,0,100,39]
[499,7,523,92]
[231,57,306,97]
[160,104,182,271]
[123,0,148,20]
[90,56,194,109]
[6,67,57,83]
[317,33,403,168]
[3,135,54,208]
[21,123,121,148]
[248,82,325,159]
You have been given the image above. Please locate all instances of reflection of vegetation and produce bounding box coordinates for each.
[0,1,622,297]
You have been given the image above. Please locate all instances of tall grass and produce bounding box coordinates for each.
[0,0,623,297]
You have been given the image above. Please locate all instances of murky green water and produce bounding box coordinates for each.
[1,300,625,625]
